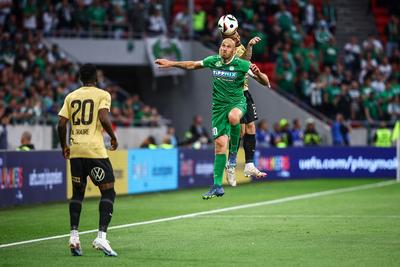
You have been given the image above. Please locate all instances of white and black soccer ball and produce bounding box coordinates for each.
[217,14,239,36]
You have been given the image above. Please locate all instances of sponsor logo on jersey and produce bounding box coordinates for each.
[212,70,237,79]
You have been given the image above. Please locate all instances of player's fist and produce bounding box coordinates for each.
[62,146,70,159]
[155,59,171,68]
[250,63,261,75]
[109,137,118,151]
[248,37,261,47]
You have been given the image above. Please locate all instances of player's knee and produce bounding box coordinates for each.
[245,122,256,134]
[100,187,116,202]
[228,113,241,126]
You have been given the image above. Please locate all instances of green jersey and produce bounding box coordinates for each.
[202,55,251,107]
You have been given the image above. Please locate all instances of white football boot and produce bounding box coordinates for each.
[93,237,118,257]
[225,164,237,187]
[244,163,267,178]
[69,235,82,256]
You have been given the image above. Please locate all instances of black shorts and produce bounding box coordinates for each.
[240,90,258,124]
[70,158,115,187]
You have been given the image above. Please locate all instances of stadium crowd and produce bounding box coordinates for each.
[1,0,399,148]
[0,12,163,127]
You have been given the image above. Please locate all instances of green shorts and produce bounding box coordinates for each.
[211,100,247,139]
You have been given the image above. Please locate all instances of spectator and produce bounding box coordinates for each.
[362,34,383,55]
[322,0,337,33]
[334,84,352,119]
[166,126,178,147]
[256,119,272,147]
[140,135,157,149]
[304,118,321,146]
[385,15,399,57]
[322,38,338,69]
[275,3,293,32]
[146,5,167,36]
[302,0,316,33]
[373,122,392,147]
[250,23,268,61]
[17,131,35,151]
[172,7,189,39]
[387,95,400,122]
[186,115,211,145]
[129,1,146,34]
[277,118,293,147]
[291,118,304,146]
[276,60,296,94]
[88,0,106,33]
[192,5,206,38]
[270,121,281,147]
[344,36,361,74]
[56,0,74,31]
[364,91,381,123]
[315,23,332,50]
[331,113,350,146]
[159,136,174,149]
[379,56,392,80]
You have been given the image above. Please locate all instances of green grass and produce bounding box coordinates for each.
[0,179,399,266]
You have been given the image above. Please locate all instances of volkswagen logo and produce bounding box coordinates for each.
[91,167,105,182]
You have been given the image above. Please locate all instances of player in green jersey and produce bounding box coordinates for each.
[155,38,270,199]
[221,26,270,186]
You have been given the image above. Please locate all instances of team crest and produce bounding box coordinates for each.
[91,167,105,182]
[216,61,222,67]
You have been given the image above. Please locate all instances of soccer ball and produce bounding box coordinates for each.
[218,14,239,36]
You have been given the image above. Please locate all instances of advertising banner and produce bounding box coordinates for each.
[179,148,252,188]
[179,148,214,188]
[254,147,396,180]
[128,149,178,194]
[0,151,66,207]
[145,36,185,77]
[66,150,128,198]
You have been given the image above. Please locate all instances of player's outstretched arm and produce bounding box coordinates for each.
[241,37,261,61]
[99,109,118,150]
[57,116,70,159]
[155,59,203,70]
[249,63,271,88]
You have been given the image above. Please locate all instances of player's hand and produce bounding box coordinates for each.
[251,64,271,88]
[62,146,70,159]
[155,59,171,68]
[109,137,118,151]
[250,63,261,75]
[248,37,261,47]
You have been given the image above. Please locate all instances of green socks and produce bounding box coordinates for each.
[229,123,241,155]
[214,154,227,186]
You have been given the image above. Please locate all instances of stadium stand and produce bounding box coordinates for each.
[0,2,165,128]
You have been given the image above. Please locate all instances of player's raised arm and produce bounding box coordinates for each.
[155,59,204,70]
[248,63,271,88]
[241,37,261,61]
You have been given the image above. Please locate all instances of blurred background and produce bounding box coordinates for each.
[0,0,399,150]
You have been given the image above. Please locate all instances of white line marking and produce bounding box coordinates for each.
[196,215,400,219]
[0,180,397,249]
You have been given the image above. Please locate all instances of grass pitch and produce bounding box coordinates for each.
[0,179,399,266]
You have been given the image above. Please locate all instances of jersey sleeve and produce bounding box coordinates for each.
[240,59,251,73]
[58,94,70,119]
[201,56,216,68]
[99,92,111,111]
